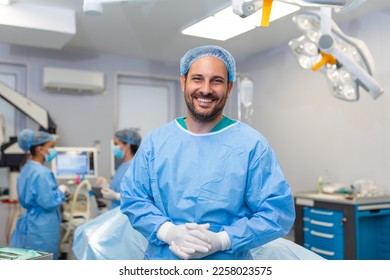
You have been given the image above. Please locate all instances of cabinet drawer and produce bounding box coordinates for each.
[304,207,343,224]
[304,244,344,260]
[304,228,343,251]
[304,219,343,234]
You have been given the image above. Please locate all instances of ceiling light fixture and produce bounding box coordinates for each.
[289,7,383,101]
[0,2,75,49]
[181,2,300,41]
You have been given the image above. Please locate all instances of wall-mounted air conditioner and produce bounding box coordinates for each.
[43,67,105,94]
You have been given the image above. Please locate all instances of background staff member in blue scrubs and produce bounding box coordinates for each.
[9,129,67,260]
[101,128,141,209]
[120,45,295,260]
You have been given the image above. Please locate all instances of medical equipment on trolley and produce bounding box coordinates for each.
[51,146,98,180]
[60,179,99,258]
[51,146,102,207]
[50,146,100,259]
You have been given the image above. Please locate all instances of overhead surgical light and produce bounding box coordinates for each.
[288,8,383,101]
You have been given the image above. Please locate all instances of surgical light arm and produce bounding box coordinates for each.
[289,6,383,101]
[232,0,264,18]
[318,7,383,99]
[0,82,56,133]
[232,0,348,18]
[285,0,347,7]
[318,35,383,99]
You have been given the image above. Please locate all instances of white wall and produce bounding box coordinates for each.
[239,9,390,195]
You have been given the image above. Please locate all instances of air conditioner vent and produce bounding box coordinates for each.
[43,67,105,94]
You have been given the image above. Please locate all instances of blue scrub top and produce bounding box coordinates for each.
[9,160,65,260]
[109,160,131,209]
[120,118,295,260]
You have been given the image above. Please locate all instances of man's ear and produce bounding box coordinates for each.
[227,81,234,97]
[180,75,186,92]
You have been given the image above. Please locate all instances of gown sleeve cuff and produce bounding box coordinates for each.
[156,221,174,243]
[218,231,232,251]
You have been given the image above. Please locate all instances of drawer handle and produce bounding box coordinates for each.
[311,247,335,256]
[310,219,334,227]
[310,209,334,216]
[310,230,334,239]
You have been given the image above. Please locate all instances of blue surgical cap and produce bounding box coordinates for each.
[180,45,236,82]
[115,128,141,146]
[17,129,54,152]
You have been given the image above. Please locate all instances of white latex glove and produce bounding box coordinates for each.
[157,222,211,254]
[96,176,109,189]
[101,188,121,201]
[169,223,231,259]
[59,184,70,195]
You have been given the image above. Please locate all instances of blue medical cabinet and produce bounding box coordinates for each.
[294,192,390,260]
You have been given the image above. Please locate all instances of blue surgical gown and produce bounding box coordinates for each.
[9,160,65,260]
[120,119,295,260]
[108,161,131,209]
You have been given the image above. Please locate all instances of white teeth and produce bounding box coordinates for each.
[198,98,212,103]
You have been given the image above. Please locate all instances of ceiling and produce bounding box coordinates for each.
[2,0,390,67]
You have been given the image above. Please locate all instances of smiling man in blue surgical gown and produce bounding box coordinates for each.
[120,45,295,260]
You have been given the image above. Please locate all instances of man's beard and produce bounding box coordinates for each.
[185,93,227,123]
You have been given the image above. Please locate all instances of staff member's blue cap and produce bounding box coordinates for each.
[18,129,54,152]
[115,128,141,146]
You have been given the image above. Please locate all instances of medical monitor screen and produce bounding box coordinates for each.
[52,147,98,179]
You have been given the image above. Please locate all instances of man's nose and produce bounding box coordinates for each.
[199,81,212,94]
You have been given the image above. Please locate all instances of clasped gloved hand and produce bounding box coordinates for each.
[169,223,231,259]
[157,222,212,255]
